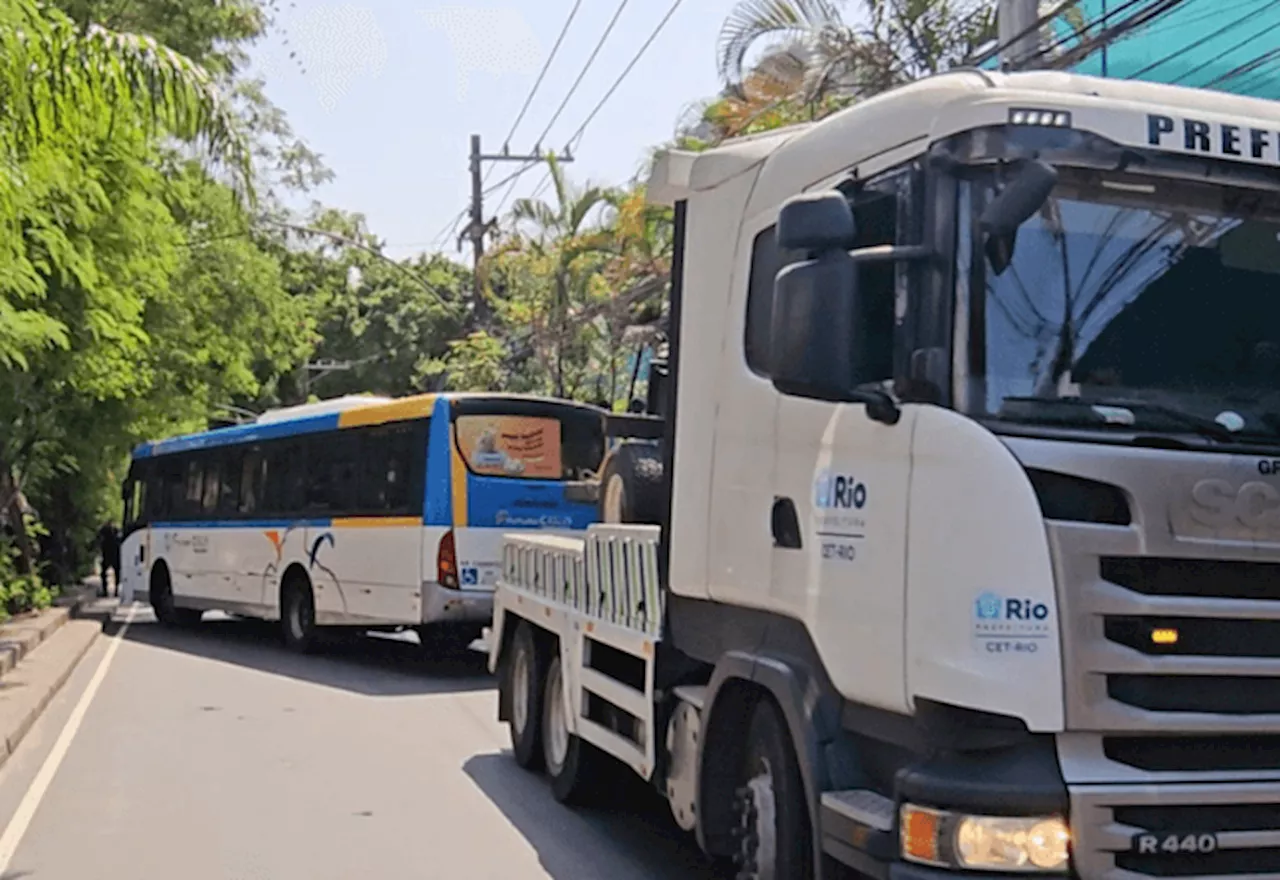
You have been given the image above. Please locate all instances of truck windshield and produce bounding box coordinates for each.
[958,165,1280,444]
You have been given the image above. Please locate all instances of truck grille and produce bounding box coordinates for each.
[1072,783,1280,879]
[1050,520,1280,732]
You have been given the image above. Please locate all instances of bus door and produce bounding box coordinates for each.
[447,404,604,590]
[120,460,150,604]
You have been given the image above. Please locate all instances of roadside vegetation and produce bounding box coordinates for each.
[0,0,1057,596]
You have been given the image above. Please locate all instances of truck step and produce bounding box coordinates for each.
[822,789,894,831]
[821,789,895,879]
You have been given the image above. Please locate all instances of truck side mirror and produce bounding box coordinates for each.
[768,191,900,424]
[980,159,1057,276]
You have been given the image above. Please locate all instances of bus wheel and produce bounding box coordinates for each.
[280,576,318,654]
[507,621,545,771]
[732,698,812,880]
[542,652,605,805]
[151,568,178,626]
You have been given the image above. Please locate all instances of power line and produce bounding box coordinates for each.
[1043,0,1191,71]
[431,208,468,252]
[1204,44,1280,89]
[1139,0,1258,37]
[493,170,529,219]
[482,0,584,186]
[485,0,640,225]
[1126,2,1264,79]
[483,160,541,198]
[968,0,1086,68]
[531,0,632,151]
[563,0,686,152]
[1167,6,1280,85]
[1014,0,1152,68]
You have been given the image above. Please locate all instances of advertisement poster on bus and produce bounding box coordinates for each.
[455,415,563,479]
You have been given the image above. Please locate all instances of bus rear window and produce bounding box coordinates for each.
[455,415,564,479]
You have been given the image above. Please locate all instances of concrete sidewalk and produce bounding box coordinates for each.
[0,582,106,771]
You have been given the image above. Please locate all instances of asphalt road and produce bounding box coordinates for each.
[0,604,723,880]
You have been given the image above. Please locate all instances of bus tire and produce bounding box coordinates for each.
[542,653,606,805]
[151,568,203,628]
[600,441,664,524]
[732,697,812,880]
[280,574,318,654]
[507,621,546,771]
[151,566,176,626]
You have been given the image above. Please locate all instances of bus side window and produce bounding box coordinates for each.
[262,440,303,517]
[200,456,222,517]
[159,458,183,520]
[217,449,242,516]
[358,424,416,515]
[182,457,204,520]
[306,432,358,515]
[239,447,264,516]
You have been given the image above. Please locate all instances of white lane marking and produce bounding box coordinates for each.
[0,602,138,871]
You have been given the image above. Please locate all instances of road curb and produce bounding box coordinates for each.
[0,585,103,771]
[0,584,95,680]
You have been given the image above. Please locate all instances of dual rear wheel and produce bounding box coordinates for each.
[505,621,812,880]
[505,620,606,804]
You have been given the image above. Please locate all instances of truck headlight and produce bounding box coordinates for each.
[901,804,1070,873]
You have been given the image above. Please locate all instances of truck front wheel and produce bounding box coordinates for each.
[733,697,812,880]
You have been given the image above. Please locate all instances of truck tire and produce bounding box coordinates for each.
[600,441,664,524]
[733,698,813,880]
[542,653,607,805]
[280,574,318,654]
[507,621,546,771]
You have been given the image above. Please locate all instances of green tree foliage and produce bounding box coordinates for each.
[0,0,270,588]
[2,0,1027,600]
[261,206,472,402]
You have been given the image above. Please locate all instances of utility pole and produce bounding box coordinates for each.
[460,133,573,327]
[998,0,1041,69]
[297,357,376,404]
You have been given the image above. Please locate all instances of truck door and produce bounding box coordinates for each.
[769,178,916,716]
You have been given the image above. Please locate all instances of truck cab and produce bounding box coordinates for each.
[490,69,1280,880]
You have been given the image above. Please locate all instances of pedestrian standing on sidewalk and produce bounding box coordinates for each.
[97,521,120,597]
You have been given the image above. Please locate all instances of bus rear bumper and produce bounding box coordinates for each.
[421,582,493,625]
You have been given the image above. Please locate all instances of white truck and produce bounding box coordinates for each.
[487,68,1280,880]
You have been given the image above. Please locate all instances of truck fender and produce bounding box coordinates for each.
[695,649,838,872]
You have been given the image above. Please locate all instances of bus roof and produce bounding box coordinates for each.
[132,392,608,459]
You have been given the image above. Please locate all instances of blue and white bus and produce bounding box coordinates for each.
[118,393,607,653]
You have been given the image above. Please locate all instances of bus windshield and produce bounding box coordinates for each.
[958,165,1280,445]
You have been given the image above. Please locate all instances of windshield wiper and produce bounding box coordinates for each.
[998,396,1238,442]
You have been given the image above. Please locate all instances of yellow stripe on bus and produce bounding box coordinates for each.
[330,516,424,528]
[337,394,437,428]
[450,426,469,527]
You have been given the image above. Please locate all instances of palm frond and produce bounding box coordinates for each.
[0,0,254,203]
[716,0,846,87]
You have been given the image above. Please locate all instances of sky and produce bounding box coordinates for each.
[246,1,741,261]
